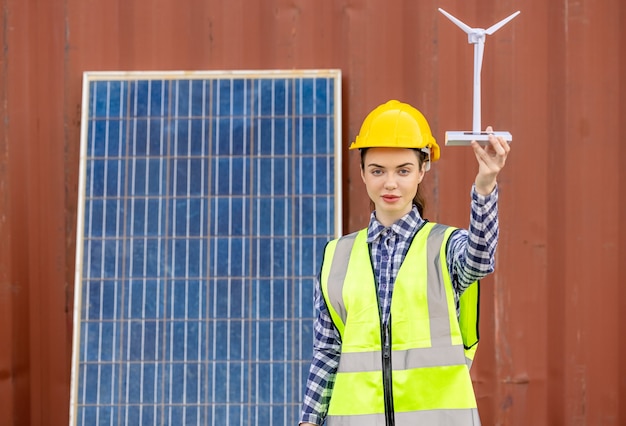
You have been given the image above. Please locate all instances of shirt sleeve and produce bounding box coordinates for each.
[299,277,342,425]
[447,184,499,295]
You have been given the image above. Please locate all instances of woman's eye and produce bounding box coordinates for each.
[371,169,383,176]
[398,169,410,176]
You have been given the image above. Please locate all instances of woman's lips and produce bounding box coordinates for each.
[382,195,400,202]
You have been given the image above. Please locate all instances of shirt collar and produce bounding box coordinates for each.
[366,205,424,243]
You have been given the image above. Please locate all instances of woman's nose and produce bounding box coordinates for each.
[384,177,397,189]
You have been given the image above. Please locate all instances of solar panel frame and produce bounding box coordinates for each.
[70,70,342,426]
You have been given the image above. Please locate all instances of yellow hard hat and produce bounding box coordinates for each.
[350,100,440,163]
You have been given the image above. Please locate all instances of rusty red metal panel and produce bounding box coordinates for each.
[15,0,71,425]
[0,3,14,426]
[559,0,620,423]
[0,0,72,425]
[0,0,624,424]
[620,0,626,420]
[609,0,626,424]
[545,1,620,424]
[3,1,34,425]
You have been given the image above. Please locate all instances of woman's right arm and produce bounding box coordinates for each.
[299,278,342,426]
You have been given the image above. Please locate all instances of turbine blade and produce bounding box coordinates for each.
[485,11,520,35]
[438,8,473,34]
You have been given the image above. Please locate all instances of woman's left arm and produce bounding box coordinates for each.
[448,127,511,294]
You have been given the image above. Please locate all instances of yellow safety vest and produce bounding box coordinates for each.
[320,222,481,425]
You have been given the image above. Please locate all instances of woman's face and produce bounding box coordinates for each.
[360,147,425,227]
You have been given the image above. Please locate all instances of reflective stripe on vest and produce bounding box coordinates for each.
[320,222,481,425]
[327,408,481,426]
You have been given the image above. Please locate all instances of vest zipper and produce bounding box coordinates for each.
[371,243,395,425]
[381,318,395,425]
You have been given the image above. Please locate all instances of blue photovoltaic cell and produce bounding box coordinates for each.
[71,71,341,426]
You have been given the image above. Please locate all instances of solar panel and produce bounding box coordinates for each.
[70,70,342,425]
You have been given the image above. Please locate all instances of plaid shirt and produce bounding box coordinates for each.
[299,185,499,425]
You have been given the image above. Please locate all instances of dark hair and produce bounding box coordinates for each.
[360,148,429,217]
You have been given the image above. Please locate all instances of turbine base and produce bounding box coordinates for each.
[444,130,512,146]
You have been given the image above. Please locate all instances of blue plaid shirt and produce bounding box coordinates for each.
[300,185,499,425]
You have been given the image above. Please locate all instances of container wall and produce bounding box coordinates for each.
[0,0,624,424]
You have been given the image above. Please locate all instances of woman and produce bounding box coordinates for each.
[299,100,510,426]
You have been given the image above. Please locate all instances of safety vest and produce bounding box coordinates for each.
[320,222,481,425]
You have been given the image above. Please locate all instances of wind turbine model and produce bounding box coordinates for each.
[438,8,520,145]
